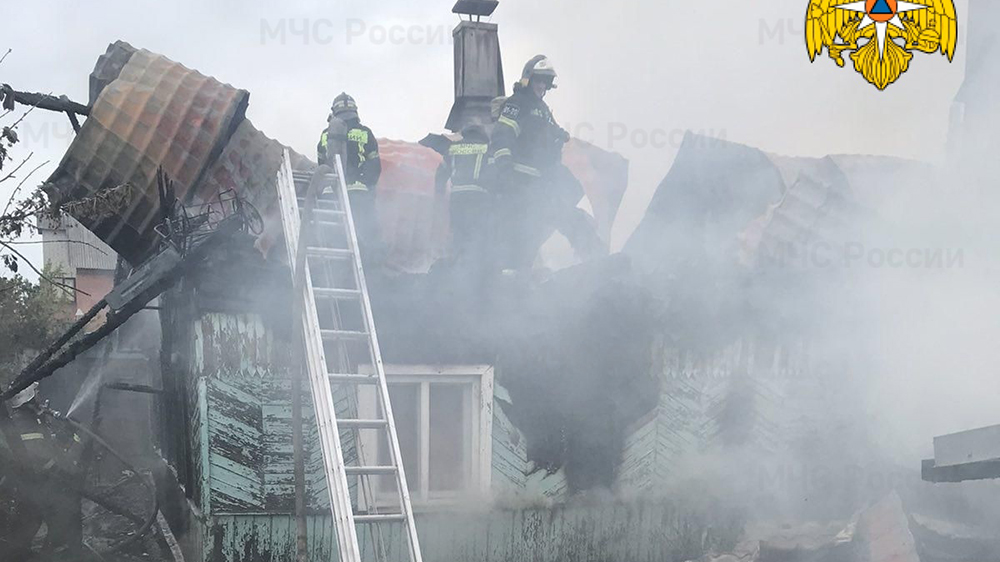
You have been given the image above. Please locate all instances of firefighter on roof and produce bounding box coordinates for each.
[318,92,382,249]
[431,123,494,268]
[490,56,603,270]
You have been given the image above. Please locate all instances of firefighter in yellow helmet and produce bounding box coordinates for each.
[489,56,603,271]
[317,93,382,250]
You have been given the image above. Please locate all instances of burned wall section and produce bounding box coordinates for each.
[157,235,359,561]
[369,254,661,493]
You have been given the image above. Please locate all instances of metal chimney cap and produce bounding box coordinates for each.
[452,0,499,17]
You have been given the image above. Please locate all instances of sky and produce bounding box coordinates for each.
[0,0,969,269]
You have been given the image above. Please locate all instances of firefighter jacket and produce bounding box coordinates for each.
[318,119,381,192]
[490,86,569,182]
[0,404,84,479]
[434,126,492,195]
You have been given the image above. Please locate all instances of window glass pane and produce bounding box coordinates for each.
[429,383,467,492]
[54,277,76,304]
[380,383,420,493]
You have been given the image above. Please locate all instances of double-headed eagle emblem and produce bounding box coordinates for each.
[806,0,958,89]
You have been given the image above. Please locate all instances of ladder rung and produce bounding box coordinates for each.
[298,198,342,211]
[345,466,397,476]
[354,513,407,523]
[313,287,361,300]
[293,171,338,181]
[329,373,379,384]
[304,218,345,227]
[339,419,388,429]
[308,208,345,217]
[321,329,369,341]
[301,211,346,224]
[307,247,353,259]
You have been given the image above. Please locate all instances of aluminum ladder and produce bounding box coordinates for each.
[276,150,422,562]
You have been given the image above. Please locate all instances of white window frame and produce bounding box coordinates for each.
[53,276,77,305]
[357,364,493,508]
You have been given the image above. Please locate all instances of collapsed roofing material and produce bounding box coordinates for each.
[88,40,137,106]
[739,160,861,269]
[692,491,1000,562]
[624,132,785,279]
[46,43,250,265]
[626,132,931,280]
[376,139,447,273]
[563,138,629,242]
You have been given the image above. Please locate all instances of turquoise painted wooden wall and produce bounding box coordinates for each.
[176,310,682,562]
[198,499,738,562]
[177,312,360,517]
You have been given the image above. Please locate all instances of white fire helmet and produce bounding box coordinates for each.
[519,55,558,89]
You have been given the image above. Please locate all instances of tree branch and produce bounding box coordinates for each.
[10,298,108,387]
[5,92,48,132]
[2,158,48,217]
[0,240,88,297]
[0,152,33,184]
[4,239,109,255]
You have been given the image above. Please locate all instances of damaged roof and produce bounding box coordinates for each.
[46,43,249,265]
[50,42,630,274]
[626,131,931,277]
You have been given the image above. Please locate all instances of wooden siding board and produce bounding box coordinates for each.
[261,399,297,510]
[207,375,265,513]
[210,467,263,509]
[491,398,529,493]
[199,378,211,516]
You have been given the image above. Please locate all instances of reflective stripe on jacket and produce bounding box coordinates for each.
[317,121,381,189]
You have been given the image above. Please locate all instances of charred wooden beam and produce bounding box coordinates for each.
[104,382,164,395]
[1,225,237,402]
[12,298,108,385]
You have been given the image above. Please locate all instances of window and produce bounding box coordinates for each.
[52,277,77,306]
[357,365,493,507]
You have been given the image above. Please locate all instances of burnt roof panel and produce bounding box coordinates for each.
[46,47,249,265]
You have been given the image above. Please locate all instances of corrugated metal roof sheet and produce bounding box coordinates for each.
[46,47,249,265]
[562,139,629,241]
[376,139,448,273]
[193,119,286,235]
[88,40,137,106]
[256,139,452,275]
[742,163,859,268]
